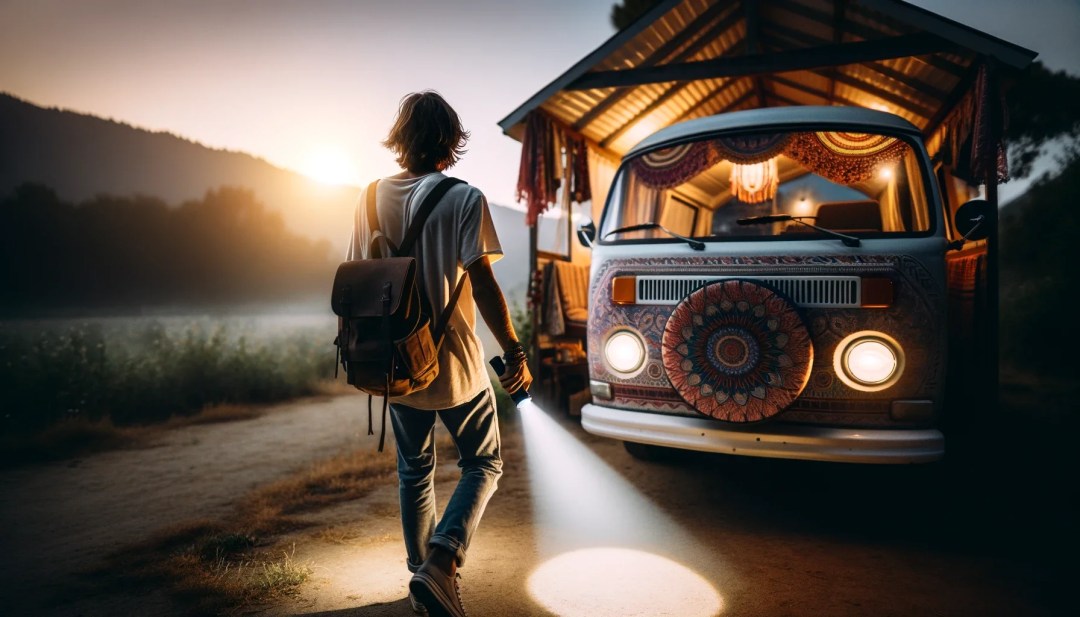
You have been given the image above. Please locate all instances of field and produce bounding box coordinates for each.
[0,313,339,438]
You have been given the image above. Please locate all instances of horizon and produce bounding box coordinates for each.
[2,0,1079,210]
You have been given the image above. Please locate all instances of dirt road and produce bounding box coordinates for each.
[0,393,1072,616]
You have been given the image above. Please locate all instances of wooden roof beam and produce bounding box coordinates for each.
[743,0,769,109]
[770,74,832,103]
[670,79,747,124]
[829,0,850,105]
[571,1,737,132]
[922,60,982,140]
[818,67,935,119]
[567,31,959,91]
[763,22,951,101]
[595,26,748,149]
[773,0,968,77]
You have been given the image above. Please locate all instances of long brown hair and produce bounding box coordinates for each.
[382,91,470,173]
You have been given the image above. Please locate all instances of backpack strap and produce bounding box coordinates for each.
[432,272,468,347]
[365,180,397,258]
[363,175,468,453]
[398,177,466,255]
[397,177,469,348]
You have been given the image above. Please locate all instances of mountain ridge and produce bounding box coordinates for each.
[0,92,531,300]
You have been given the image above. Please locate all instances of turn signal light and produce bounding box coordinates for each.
[612,276,637,304]
[861,277,893,308]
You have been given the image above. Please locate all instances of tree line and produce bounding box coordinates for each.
[0,183,339,315]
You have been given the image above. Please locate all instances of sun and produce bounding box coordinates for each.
[300,146,357,186]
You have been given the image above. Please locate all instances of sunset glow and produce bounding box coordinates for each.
[300,146,357,186]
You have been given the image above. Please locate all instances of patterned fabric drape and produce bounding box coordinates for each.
[712,133,792,164]
[929,62,1009,186]
[730,159,779,204]
[785,132,909,184]
[516,110,591,226]
[970,63,1010,184]
[630,142,720,189]
[631,134,792,189]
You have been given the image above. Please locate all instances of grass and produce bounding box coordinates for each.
[88,434,459,614]
[93,520,313,615]
[0,316,338,458]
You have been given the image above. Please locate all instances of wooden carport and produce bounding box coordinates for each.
[500,0,1036,413]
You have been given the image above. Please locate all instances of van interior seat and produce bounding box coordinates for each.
[814,200,883,232]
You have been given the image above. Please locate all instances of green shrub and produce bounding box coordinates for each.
[0,317,335,434]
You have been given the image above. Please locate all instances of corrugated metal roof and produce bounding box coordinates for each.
[500,0,1037,158]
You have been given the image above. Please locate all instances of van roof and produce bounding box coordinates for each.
[626,106,923,159]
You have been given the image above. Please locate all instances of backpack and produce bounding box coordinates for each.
[331,176,467,451]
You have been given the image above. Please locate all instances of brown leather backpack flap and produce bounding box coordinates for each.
[331,257,417,318]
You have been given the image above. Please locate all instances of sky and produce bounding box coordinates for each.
[1,0,1078,207]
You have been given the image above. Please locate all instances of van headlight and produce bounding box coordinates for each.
[834,331,904,392]
[604,329,646,375]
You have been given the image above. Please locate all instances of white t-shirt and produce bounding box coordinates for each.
[347,172,503,410]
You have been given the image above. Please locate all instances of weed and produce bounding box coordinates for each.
[0,317,336,438]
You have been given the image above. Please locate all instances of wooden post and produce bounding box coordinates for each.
[986,171,1000,417]
[528,222,539,387]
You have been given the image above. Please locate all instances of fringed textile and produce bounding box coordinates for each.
[516,110,591,226]
[730,159,779,204]
[785,132,908,184]
[970,63,1010,184]
[712,133,792,164]
[630,141,720,189]
[932,62,1009,186]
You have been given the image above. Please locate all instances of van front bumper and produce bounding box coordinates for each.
[581,404,944,464]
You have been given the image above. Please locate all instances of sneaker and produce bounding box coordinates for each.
[409,564,467,617]
[408,591,428,615]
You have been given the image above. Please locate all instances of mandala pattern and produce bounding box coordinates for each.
[661,279,813,423]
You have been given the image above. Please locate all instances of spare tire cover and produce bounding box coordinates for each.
[661,279,813,422]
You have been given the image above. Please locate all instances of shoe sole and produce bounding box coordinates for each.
[409,571,466,617]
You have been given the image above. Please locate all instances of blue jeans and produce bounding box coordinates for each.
[389,387,502,572]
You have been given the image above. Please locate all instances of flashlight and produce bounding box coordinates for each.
[490,356,532,405]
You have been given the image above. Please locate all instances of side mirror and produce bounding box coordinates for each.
[577,220,596,248]
[948,199,991,250]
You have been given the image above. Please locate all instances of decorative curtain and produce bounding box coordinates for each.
[617,172,664,237]
[587,145,619,224]
[905,150,931,231]
[630,141,719,189]
[880,171,903,232]
[969,63,1010,184]
[730,159,779,204]
[630,134,792,190]
[930,62,1009,186]
[785,132,909,184]
[712,133,792,164]
[516,110,591,226]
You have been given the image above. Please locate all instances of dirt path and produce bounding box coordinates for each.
[0,393,379,615]
[0,392,1070,616]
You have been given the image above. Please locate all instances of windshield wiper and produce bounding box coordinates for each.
[604,222,705,251]
[736,214,861,248]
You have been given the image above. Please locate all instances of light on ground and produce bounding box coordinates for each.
[528,548,723,617]
[518,399,726,616]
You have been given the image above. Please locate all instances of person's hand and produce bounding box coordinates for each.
[500,346,533,395]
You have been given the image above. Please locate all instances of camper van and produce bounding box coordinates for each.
[576,106,987,464]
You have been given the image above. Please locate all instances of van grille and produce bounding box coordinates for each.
[635,275,861,307]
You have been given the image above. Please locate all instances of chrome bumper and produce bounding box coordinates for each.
[581,404,944,464]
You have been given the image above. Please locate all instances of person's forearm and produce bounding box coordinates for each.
[467,257,520,353]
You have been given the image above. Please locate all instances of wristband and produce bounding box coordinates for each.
[503,342,527,362]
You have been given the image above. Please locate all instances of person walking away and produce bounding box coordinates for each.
[347,90,532,617]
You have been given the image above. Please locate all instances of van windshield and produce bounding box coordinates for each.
[601,130,933,243]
